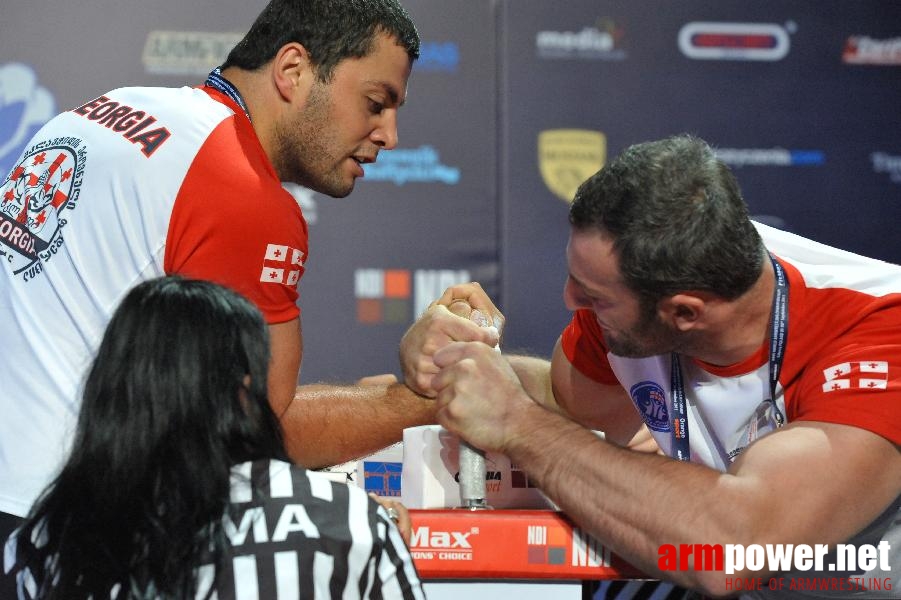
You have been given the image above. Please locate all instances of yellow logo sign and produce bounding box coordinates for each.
[538,129,606,203]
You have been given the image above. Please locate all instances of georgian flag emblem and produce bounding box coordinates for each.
[260,243,304,287]
[822,361,889,393]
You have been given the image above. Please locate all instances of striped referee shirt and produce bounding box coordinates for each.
[4,459,425,599]
[202,459,425,600]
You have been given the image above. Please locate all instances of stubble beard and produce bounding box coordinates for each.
[604,311,682,359]
[274,83,354,198]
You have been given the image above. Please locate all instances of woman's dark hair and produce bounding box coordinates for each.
[222,0,420,82]
[13,276,287,599]
[569,134,765,315]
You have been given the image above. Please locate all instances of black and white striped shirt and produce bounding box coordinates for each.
[4,459,426,599]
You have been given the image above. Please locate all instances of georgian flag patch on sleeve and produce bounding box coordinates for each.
[260,243,304,287]
[822,361,889,392]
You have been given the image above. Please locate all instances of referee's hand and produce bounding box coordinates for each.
[369,493,412,545]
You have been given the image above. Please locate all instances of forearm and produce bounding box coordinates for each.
[502,403,746,592]
[507,355,555,409]
[281,382,437,468]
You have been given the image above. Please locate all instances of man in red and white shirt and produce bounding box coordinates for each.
[0,0,446,561]
[406,135,901,598]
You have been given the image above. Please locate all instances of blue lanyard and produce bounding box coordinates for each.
[670,254,788,462]
[205,67,251,122]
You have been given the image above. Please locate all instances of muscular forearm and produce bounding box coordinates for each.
[502,402,754,593]
[281,382,437,469]
[507,355,555,408]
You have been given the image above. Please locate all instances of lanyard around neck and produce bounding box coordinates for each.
[669,254,788,462]
[205,67,251,122]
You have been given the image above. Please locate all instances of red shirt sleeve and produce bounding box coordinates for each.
[163,115,308,324]
[560,309,620,385]
[787,307,901,445]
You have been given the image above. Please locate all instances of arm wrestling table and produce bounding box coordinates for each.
[408,509,649,599]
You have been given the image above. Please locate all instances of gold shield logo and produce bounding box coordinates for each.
[538,129,606,203]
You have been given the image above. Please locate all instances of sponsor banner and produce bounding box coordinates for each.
[842,36,901,66]
[715,147,825,168]
[142,30,243,76]
[409,509,641,580]
[354,268,471,324]
[538,129,606,203]
[678,22,792,61]
[536,20,627,61]
[361,145,460,186]
[872,152,901,184]
[416,41,461,72]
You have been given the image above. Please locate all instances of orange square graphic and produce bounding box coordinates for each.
[384,270,411,298]
[357,299,382,323]
[547,526,567,546]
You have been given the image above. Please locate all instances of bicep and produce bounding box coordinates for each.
[268,318,302,417]
[728,421,901,546]
[549,337,648,447]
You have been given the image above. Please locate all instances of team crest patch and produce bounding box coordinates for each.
[629,380,671,432]
[1,139,86,280]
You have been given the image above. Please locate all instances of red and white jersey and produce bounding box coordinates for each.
[0,85,308,516]
[561,222,901,594]
[561,222,901,464]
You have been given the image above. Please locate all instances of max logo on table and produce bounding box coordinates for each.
[410,526,478,549]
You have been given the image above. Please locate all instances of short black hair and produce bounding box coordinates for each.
[570,134,765,312]
[222,0,420,81]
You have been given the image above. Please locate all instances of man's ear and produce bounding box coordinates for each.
[272,42,313,102]
[658,293,707,332]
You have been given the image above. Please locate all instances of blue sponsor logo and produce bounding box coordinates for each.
[715,147,825,168]
[416,41,460,72]
[363,461,402,497]
[629,381,670,432]
[788,150,825,166]
[363,145,460,186]
[0,63,56,180]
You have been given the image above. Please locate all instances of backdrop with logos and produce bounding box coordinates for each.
[2,1,900,382]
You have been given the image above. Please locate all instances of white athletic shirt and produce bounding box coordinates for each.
[0,86,308,517]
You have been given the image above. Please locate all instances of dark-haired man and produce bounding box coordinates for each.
[406,135,901,597]
[0,1,469,570]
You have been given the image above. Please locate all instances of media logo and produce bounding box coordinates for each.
[354,268,471,324]
[416,41,460,72]
[536,19,627,61]
[843,36,901,66]
[679,22,792,61]
[142,31,243,76]
[715,147,825,168]
[0,63,56,181]
[538,129,606,203]
[872,152,901,184]
[362,145,460,186]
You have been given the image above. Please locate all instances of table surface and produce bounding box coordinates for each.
[408,509,645,581]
